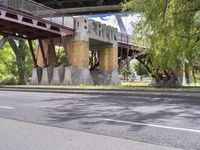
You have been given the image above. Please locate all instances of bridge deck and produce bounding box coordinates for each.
[0,0,75,40]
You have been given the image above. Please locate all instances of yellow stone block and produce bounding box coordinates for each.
[99,47,118,71]
[68,41,89,68]
[99,48,109,71]
[108,47,118,70]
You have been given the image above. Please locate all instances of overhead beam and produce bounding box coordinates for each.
[42,0,98,5]
[58,5,121,14]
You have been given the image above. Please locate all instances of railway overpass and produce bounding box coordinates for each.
[0,0,145,85]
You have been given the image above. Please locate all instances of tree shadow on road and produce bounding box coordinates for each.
[41,94,200,131]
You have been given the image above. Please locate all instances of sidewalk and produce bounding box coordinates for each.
[0,86,200,99]
[0,118,182,150]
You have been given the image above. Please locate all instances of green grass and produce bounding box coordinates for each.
[2,82,200,92]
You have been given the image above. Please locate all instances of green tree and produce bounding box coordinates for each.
[124,0,200,84]
[121,64,132,80]
[9,39,33,84]
[0,36,34,85]
[133,60,149,81]
[0,40,17,84]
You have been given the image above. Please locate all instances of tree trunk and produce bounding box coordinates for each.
[9,39,26,84]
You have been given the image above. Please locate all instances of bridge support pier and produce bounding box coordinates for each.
[66,40,94,85]
[31,39,58,85]
[92,45,120,85]
[40,66,53,85]
[30,17,122,86]
[36,40,57,68]
[30,67,42,85]
[51,65,65,85]
[64,18,94,85]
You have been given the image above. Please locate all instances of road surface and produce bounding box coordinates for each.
[0,91,200,149]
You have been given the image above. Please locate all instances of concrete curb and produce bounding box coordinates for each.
[0,87,200,99]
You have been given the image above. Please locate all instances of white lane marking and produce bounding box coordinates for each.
[0,106,14,110]
[104,119,200,133]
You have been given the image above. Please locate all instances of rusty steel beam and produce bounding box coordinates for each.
[0,6,74,40]
[38,39,48,67]
[28,39,38,67]
[61,36,71,66]
[49,38,59,66]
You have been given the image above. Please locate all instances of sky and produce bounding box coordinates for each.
[87,13,139,35]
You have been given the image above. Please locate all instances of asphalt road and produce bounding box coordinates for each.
[0,91,200,149]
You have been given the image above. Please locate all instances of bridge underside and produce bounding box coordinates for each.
[0,6,74,40]
[0,0,142,86]
[33,0,123,15]
[0,19,60,40]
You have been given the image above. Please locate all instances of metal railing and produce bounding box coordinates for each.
[117,32,132,44]
[0,0,75,29]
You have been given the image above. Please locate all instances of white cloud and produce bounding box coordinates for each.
[88,14,139,35]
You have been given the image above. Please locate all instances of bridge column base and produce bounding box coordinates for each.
[51,65,65,85]
[71,66,94,85]
[30,67,42,85]
[62,66,73,85]
[91,70,121,85]
[98,46,120,85]
[40,67,53,85]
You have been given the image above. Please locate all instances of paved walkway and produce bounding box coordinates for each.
[0,118,182,150]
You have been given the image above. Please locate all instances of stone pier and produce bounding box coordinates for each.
[92,45,120,85]
[31,17,121,86]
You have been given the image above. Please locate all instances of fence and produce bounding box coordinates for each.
[117,32,132,44]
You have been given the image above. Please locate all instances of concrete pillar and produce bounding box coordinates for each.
[65,17,94,85]
[68,41,89,68]
[51,65,65,85]
[63,66,72,85]
[67,17,90,68]
[93,45,120,85]
[40,67,53,85]
[99,46,118,72]
[99,47,109,71]
[30,67,42,85]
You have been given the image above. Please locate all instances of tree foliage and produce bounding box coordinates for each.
[0,41,17,84]
[133,60,149,76]
[121,64,132,80]
[0,37,33,85]
[124,0,200,72]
